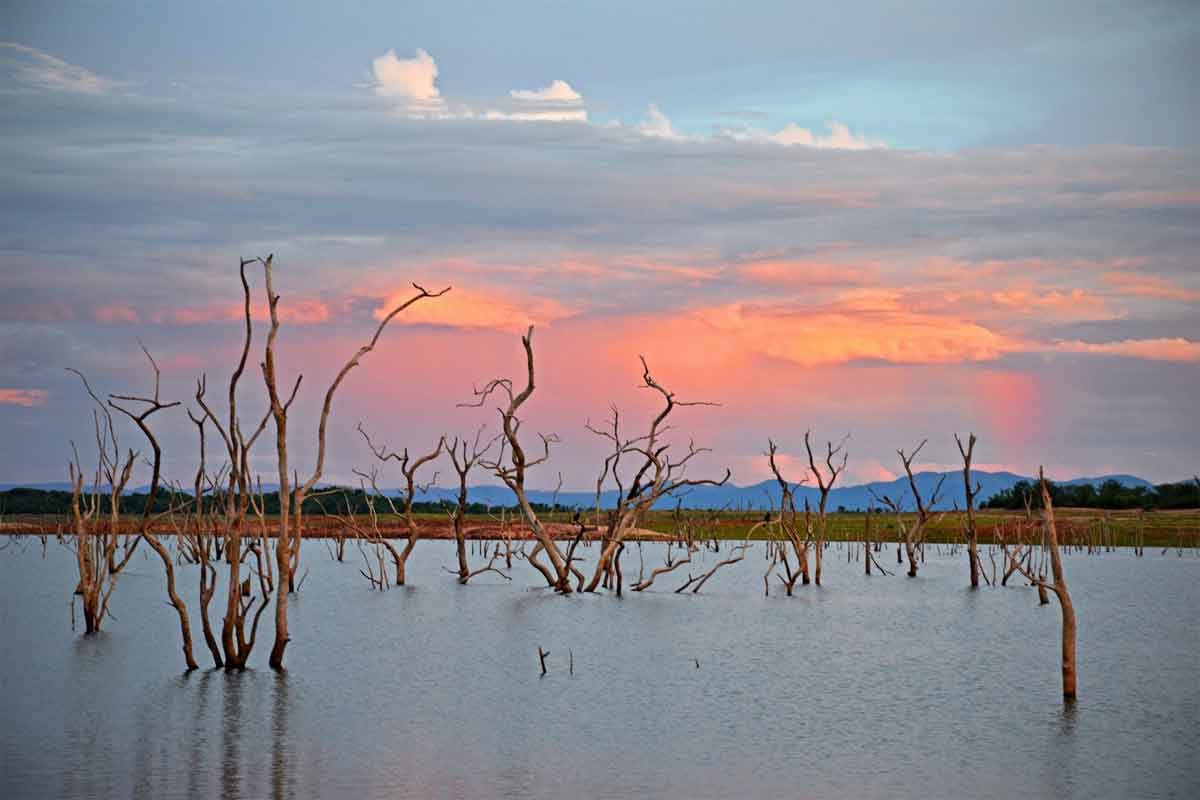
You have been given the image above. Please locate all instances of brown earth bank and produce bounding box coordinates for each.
[0,516,671,541]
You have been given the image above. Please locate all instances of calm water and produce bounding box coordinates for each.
[0,538,1197,799]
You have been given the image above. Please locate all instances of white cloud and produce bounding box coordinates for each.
[489,79,587,122]
[362,52,883,144]
[0,42,112,94]
[510,79,582,104]
[726,120,886,150]
[637,104,682,140]
[484,107,587,122]
[370,48,444,114]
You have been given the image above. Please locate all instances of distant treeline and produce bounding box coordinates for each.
[982,479,1200,511]
[0,487,571,517]
[6,480,1200,517]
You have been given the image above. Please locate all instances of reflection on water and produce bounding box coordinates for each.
[1,541,1197,799]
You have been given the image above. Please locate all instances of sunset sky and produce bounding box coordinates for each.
[1,1,1198,489]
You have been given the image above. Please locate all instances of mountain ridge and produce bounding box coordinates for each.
[0,471,1161,511]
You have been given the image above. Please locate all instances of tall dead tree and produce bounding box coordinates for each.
[804,431,848,586]
[765,440,812,594]
[258,252,449,670]
[1008,468,1078,701]
[180,408,225,668]
[462,327,573,591]
[355,423,444,585]
[582,357,729,594]
[955,432,983,589]
[107,345,198,670]
[192,257,276,670]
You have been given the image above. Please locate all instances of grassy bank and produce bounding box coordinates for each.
[5,507,1199,550]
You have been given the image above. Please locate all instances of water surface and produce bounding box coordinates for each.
[1,540,1197,799]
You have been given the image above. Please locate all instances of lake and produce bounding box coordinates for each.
[1,538,1197,799]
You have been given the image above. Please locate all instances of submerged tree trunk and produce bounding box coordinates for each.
[1040,472,1077,701]
[956,433,982,589]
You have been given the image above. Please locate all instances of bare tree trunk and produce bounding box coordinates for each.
[464,328,578,591]
[144,535,199,671]
[1009,470,1077,701]
[97,344,197,670]
[864,507,872,576]
[955,433,981,589]
[1041,473,1077,701]
[804,431,848,587]
[258,255,447,670]
[876,440,945,579]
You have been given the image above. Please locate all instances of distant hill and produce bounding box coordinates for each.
[407,471,1155,511]
[0,472,1163,511]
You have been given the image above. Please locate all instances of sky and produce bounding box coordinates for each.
[1,1,1198,491]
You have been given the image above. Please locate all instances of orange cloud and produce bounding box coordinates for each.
[1102,271,1200,302]
[676,300,1020,367]
[586,295,1021,378]
[0,388,47,407]
[739,260,874,288]
[373,287,574,332]
[1054,338,1200,362]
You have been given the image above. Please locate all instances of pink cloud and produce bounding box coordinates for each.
[93,305,139,323]
[151,298,330,325]
[0,388,47,407]
[739,260,875,288]
[986,287,1118,321]
[845,458,898,485]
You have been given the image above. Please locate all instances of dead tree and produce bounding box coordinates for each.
[355,423,444,585]
[446,430,500,584]
[181,409,225,667]
[64,370,142,634]
[461,327,572,591]
[104,345,198,670]
[878,439,945,578]
[1007,469,1078,701]
[189,259,279,669]
[676,524,762,594]
[581,357,729,593]
[631,546,693,591]
[765,440,812,594]
[862,507,892,576]
[955,432,983,589]
[804,431,848,586]
[338,481,393,590]
[257,252,449,670]
[632,506,722,591]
